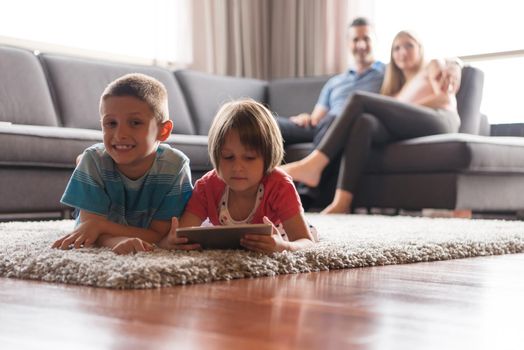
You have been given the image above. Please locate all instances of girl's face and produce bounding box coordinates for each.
[392,34,422,75]
[217,129,265,196]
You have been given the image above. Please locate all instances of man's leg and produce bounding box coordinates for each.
[275,116,315,145]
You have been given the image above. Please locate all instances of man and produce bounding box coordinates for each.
[276,17,385,209]
[276,17,386,147]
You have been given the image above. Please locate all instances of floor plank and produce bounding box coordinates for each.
[1,254,523,349]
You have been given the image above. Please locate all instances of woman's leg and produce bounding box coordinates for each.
[322,93,459,213]
[322,113,390,214]
[280,150,329,187]
[318,92,458,157]
[283,91,458,191]
[282,92,390,187]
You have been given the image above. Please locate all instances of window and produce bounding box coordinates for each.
[0,0,192,66]
[351,0,524,124]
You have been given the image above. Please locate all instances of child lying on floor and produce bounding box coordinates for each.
[158,99,318,253]
[52,73,192,254]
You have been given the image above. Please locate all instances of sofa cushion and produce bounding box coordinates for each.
[0,46,58,126]
[367,133,524,174]
[0,124,102,168]
[0,124,211,175]
[174,70,267,135]
[165,134,210,173]
[268,76,330,118]
[284,133,524,175]
[39,54,195,134]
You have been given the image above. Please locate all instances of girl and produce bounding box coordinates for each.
[282,30,462,214]
[160,99,317,253]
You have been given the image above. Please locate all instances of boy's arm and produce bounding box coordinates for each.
[53,210,171,249]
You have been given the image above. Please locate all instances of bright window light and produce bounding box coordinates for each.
[0,0,192,65]
[358,0,524,124]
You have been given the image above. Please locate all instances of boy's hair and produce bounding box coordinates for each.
[100,73,169,123]
[208,99,284,174]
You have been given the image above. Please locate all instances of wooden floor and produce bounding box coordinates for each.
[1,254,523,350]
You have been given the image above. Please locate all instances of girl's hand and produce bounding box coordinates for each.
[240,217,289,253]
[112,237,154,255]
[157,217,201,250]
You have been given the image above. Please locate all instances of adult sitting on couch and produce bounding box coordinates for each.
[275,17,385,147]
[282,30,463,214]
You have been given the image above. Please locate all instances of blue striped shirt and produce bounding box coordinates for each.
[61,143,193,228]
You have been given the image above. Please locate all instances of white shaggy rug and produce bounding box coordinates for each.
[1,214,524,289]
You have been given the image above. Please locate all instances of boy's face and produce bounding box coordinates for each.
[100,96,171,179]
[217,129,265,196]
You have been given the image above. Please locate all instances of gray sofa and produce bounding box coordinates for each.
[1,44,524,219]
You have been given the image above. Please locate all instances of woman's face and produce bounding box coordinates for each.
[392,34,422,74]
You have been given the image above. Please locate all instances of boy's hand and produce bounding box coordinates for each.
[112,237,154,255]
[52,219,102,250]
[157,217,201,250]
[240,217,289,253]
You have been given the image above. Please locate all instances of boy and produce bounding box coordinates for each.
[52,73,192,254]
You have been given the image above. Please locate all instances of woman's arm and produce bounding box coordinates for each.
[414,59,461,108]
[415,90,451,109]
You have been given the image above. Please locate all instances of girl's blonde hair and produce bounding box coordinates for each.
[380,30,424,96]
[208,99,284,174]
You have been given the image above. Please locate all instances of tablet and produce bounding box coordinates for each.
[176,224,273,249]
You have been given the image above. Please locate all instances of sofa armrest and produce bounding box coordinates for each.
[478,114,490,136]
[490,123,524,137]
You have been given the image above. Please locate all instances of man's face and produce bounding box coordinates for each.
[348,25,374,66]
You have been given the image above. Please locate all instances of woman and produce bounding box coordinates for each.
[281,31,462,214]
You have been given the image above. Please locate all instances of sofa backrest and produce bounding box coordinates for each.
[456,66,484,135]
[267,76,330,118]
[174,70,267,135]
[39,54,195,134]
[0,46,59,126]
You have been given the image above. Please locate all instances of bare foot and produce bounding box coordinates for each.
[320,202,350,214]
[320,190,353,214]
[281,160,322,187]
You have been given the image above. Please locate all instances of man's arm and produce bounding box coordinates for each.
[289,105,328,127]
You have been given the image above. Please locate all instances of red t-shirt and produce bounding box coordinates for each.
[185,168,303,226]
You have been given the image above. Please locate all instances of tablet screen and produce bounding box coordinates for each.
[176,224,272,249]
